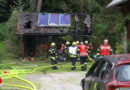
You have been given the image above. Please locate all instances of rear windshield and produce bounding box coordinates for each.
[116,64,130,82]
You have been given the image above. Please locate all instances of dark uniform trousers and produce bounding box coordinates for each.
[70,54,77,70]
[50,57,57,69]
[80,56,87,70]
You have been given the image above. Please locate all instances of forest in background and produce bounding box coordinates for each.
[0,0,130,59]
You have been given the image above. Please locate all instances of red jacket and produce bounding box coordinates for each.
[61,44,64,51]
[100,45,111,56]
[0,78,2,84]
[89,43,93,51]
[77,45,87,56]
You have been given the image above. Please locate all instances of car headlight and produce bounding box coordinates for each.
[115,88,130,90]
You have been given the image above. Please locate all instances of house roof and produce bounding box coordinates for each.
[106,0,128,8]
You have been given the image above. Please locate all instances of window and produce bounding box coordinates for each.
[86,59,112,79]
[86,60,100,77]
[116,64,130,82]
[95,60,106,77]
[99,61,112,79]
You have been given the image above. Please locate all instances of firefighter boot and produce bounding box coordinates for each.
[74,66,76,70]
[52,66,55,70]
[71,67,75,70]
[81,65,84,71]
[83,63,87,71]
[54,66,58,70]
[71,66,75,70]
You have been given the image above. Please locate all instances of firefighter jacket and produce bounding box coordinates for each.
[69,46,79,57]
[49,47,57,56]
[64,45,69,53]
[77,45,87,56]
[97,45,113,56]
[49,47,57,60]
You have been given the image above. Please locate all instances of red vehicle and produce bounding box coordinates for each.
[81,54,130,90]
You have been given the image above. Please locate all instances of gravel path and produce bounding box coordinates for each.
[26,72,86,90]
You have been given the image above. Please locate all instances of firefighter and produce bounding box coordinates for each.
[61,44,64,51]
[89,43,93,52]
[85,40,93,56]
[69,42,79,70]
[49,42,58,70]
[63,41,70,61]
[87,42,93,60]
[97,39,113,56]
[84,40,89,48]
[84,40,90,62]
[77,42,88,71]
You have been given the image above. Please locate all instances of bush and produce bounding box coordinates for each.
[0,0,23,59]
[115,42,125,54]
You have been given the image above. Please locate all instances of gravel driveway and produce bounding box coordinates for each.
[26,71,86,90]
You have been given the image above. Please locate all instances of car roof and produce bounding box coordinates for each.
[98,54,130,64]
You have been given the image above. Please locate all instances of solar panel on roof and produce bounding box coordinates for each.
[60,14,71,25]
[38,14,49,26]
[49,14,59,26]
[37,13,71,27]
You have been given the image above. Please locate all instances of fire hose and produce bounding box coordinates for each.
[0,63,39,90]
[0,54,95,90]
[0,74,36,90]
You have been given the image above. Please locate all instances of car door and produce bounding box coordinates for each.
[89,59,106,90]
[90,60,112,90]
[83,60,101,90]
[99,62,113,90]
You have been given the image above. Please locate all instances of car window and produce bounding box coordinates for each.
[86,60,100,76]
[99,61,112,79]
[116,64,130,82]
[94,60,106,77]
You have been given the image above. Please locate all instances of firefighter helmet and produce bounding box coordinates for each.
[76,41,79,45]
[66,41,70,45]
[51,42,55,47]
[85,40,88,44]
[72,42,76,45]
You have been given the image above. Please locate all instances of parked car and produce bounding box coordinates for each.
[81,54,130,90]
